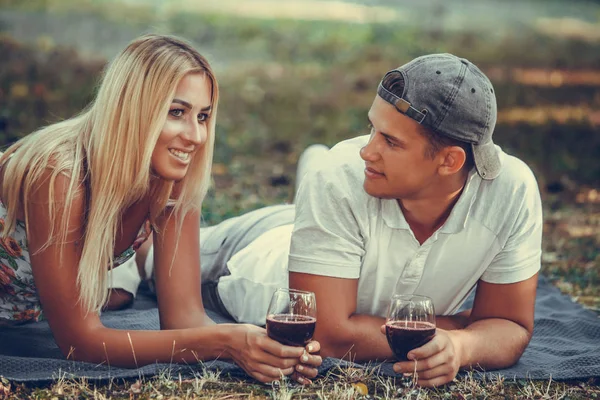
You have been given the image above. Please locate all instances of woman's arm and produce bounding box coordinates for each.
[26,171,309,382]
[150,204,323,382]
[150,205,211,329]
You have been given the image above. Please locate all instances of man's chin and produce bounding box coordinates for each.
[363,182,393,199]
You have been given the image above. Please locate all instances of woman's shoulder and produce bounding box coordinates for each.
[32,167,86,206]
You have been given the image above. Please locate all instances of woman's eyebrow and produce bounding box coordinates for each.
[172,99,192,109]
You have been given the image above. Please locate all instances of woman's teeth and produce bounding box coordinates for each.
[169,149,190,161]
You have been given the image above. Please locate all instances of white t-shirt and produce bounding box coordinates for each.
[219,135,543,325]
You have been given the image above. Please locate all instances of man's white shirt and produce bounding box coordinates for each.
[219,135,543,325]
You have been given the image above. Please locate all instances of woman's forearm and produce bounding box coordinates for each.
[65,324,238,367]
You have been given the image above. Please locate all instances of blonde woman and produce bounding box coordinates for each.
[0,34,321,384]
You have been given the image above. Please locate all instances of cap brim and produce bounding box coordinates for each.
[472,140,501,180]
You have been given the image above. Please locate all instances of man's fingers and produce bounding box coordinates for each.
[380,324,386,335]
[408,364,453,380]
[416,375,455,388]
[406,334,445,360]
[393,351,447,373]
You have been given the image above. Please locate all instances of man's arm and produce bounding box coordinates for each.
[290,272,475,362]
[290,272,391,361]
[453,273,537,368]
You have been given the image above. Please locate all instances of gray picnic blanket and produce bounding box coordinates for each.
[1,276,599,383]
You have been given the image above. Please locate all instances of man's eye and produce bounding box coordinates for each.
[169,109,184,117]
[384,136,396,148]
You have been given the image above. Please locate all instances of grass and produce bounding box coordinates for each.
[0,0,599,397]
[1,363,599,399]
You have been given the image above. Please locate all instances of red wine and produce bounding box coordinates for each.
[385,321,436,361]
[266,314,316,346]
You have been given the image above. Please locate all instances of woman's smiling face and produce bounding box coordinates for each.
[151,72,212,182]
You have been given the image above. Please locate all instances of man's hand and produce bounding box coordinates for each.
[381,325,463,387]
[395,329,462,387]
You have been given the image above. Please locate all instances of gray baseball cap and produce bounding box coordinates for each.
[377,53,501,180]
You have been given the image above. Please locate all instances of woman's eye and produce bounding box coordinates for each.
[198,113,209,122]
[169,109,184,117]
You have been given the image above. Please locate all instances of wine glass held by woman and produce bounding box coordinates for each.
[266,289,318,347]
[0,34,320,384]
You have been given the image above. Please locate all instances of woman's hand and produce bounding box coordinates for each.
[226,324,306,383]
[293,340,322,384]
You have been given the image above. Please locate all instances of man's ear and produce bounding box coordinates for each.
[438,146,466,176]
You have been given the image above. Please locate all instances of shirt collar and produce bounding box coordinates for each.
[439,168,480,234]
[380,168,481,233]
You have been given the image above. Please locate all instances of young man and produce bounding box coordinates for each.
[287,54,542,387]
[139,53,543,387]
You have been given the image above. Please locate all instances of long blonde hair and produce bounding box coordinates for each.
[0,34,219,313]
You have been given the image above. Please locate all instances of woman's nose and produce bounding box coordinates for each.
[183,121,207,146]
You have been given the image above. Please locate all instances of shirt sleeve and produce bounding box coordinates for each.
[481,179,543,284]
[288,163,365,279]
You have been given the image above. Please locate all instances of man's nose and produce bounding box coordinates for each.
[360,132,380,162]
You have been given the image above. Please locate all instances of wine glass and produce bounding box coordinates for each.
[266,288,317,346]
[385,294,436,361]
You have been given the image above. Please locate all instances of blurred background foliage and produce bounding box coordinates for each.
[0,0,599,308]
[0,0,599,206]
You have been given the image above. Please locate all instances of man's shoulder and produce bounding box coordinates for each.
[469,148,542,235]
[483,148,539,196]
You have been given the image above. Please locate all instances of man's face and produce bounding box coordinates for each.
[360,95,442,200]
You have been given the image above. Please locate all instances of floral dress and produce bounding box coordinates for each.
[0,202,152,326]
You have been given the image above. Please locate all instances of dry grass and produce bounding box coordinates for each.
[1,364,599,399]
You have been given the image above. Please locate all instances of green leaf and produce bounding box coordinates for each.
[6,256,19,271]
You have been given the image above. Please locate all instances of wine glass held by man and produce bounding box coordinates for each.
[384,295,436,362]
[0,34,321,384]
